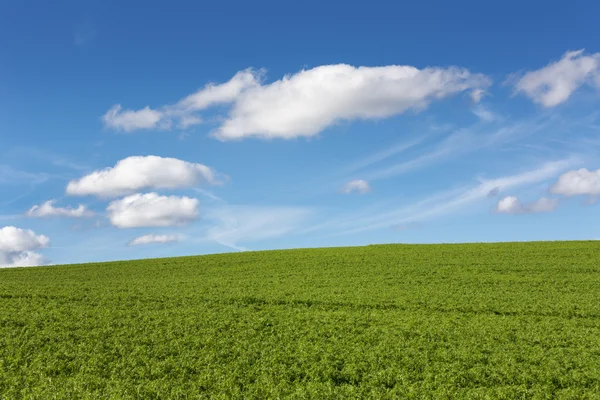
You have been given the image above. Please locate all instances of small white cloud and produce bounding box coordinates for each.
[102,105,164,132]
[470,88,486,103]
[106,193,199,228]
[341,179,371,194]
[0,251,47,268]
[0,226,50,268]
[495,195,558,214]
[128,234,183,246]
[66,155,222,198]
[26,200,94,218]
[550,168,600,197]
[102,70,260,132]
[0,165,51,185]
[513,49,600,107]
[495,196,521,214]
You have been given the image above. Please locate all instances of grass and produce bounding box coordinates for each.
[1,241,600,399]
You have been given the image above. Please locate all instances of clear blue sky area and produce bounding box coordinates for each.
[2,0,600,266]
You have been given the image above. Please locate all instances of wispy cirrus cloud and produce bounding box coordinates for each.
[1,147,89,172]
[357,115,554,183]
[202,205,314,251]
[26,200,94,218]
[340,137,424,175]
[306,158,577,236]
[0,165,52,185]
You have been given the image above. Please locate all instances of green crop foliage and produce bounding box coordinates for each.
[1,241,600,399]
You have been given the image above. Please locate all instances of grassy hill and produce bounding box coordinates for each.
[1,241,600,399]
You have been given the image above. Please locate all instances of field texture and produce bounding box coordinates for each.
[1,241,600,399]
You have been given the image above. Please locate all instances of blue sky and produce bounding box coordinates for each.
[2,0,600,267]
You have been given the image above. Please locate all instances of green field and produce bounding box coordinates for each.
[1,241,600,399]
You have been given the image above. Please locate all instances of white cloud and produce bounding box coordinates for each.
[0,251,47,268]
[214,64,491,140]
[341,179,371,194]
[550,168,600,197]
[66,155,222,198]
[102,70,260,132]
[102,64,490,140]
[495,196,523,214]
[26,200,94,218]
[102,105,164,132]
[495,196,558,214]
[0,226,49,268]
[106,192,199,228]
[128,234,183,246]
[513,49,600,107]
[204,206,313,251]
[0,226,50,252]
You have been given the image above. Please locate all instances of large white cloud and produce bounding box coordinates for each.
[341,179,371,194]
[102,70,260,132]
[495,196,558,214]
[0,226,49,268]
[66,156,222,198]
[106,193,199,228]
[513,49,600,107]
[128,234,182,246]
[550,168,600,197]
[214,65,490,140]
[26,200,94,218]
[102,64,490,140]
